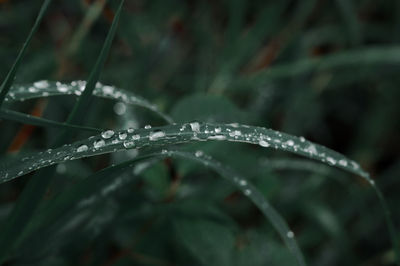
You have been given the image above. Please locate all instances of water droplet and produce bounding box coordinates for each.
[127,128,134,133]
[299,136,306,142]
[287,231,295,238]
[259,140,270,147]
[94,140,105,149]
[239,180,247,186]
[149,131,165,141]
[338,159,348,167]
[305,144,317,155]
[34,80,49,88]
[326,157,336,165]
[101,130,114,139]
[113,102,126,115]
[208,135,226,140]
[215,127,221,133]
[195,150,203,157]
[123,141,135,149]
[56,163,67,174]
[144,125,152,129]
[244,189,251,196]
[77,145,88,152]
[132,134,140,140]
[190,122,200,133]
[28,87,38,93]
[286,140,294,146]
[119,132,127,140]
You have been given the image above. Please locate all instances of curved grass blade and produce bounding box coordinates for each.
[0,0,53,108]
[5,80,173,124]
[241,46,400,86]
[159,150,306,266]
[0,122,369,183]
[21,150,306,266]
[0,109,101,133]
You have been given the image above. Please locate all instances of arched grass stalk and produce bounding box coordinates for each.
[1,122,397,264]
[5,80,173,124]
[21,150,306,266]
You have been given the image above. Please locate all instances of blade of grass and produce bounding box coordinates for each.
[0,0,53,108]
[239,46,400,88]
[66,1,124,126]
[0,109,102,133]
[5,80,173,124]
[0,122,371,183]
[21,150,306,266]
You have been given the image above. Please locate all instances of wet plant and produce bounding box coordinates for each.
[0,1,399,265]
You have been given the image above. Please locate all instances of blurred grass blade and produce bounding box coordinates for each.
[0,0,52,108]
[22,150,306,266]
[242,46,400,86]
[6,81,173,124]
[66,0,124,125]
[0,109,101,133]
[162,150,306,266]
[0,122,370,183]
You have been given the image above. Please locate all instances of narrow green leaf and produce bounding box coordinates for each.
[0,0,53,108]
[6,80,173,124]
[66,0,125,125]
[241,46,400,87]
[0,109,101,133]
[21,150,306,266]
[0,122,369,183]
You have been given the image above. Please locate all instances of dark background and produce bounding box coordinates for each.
[0,0,399,265]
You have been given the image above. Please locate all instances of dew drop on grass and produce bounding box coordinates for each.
[305,144,317,155]
[208,135,226,140]
[338,159,348,167]
[244,189,251,196]
[326,157,336,165]
[94,140,105,149]
[101,130,114,139]
[190,122,200,133]
[123,141,135,149]
[127,128,134,133]
[56,163,67,174]
[132,134,140,140]
[144,125,151,129]
[113,102,126,115]
[149,131,165,141]
[299,136,306,142]
[77,145,88,152]
[215,127,221,133]
[239,180,247,186]
[259,140,270,147]
[195,150,204,157]
[34,80,49,88]
[286,140,294,146]
[287,231,295,238]
[118,132,127,140]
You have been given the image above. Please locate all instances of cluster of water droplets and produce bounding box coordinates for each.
[0,122,370,184]
[5,80,173,124]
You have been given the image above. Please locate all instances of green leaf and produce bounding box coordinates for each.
[0,122,370,183]
[0,109,101,133]
[6,80,173,124]
[66,0,125,126]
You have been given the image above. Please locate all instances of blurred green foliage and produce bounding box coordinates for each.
[0,0,399,265]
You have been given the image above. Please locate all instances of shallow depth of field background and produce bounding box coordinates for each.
[0,0,400,265]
